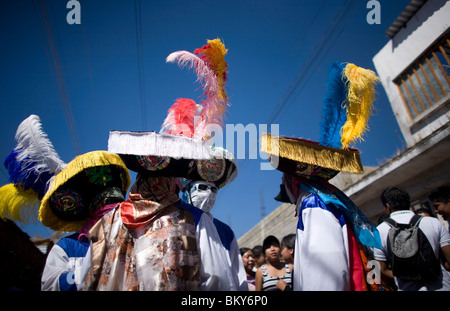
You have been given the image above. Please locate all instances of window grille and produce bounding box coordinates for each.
[394,33,450,120]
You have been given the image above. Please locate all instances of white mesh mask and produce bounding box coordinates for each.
[188,181,218,213]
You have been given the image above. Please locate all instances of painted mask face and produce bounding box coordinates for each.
[50,187,87,221]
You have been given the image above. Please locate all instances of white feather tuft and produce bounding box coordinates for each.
[14,114,66,176]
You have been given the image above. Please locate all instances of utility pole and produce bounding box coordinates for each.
[260,188,266,242]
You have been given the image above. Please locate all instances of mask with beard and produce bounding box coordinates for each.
[187,181,218,213]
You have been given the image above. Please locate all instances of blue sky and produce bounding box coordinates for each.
[0,0,411,241]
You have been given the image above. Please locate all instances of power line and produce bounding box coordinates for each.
[81,21,102,147]
[265,0,354,126]
[237,0,359,174]
[134,0,147,130]
[253,0,328,123]
[32,0,81,155]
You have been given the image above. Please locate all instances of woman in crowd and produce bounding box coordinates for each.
[255,235,293,291]
[240,248,256,291]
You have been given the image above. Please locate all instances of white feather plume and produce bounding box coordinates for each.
[14,115,66,175]
[166,50,219,97]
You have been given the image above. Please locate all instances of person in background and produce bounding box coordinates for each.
[252,245,265,273]
[277,233,295,291]
[280,233,295,265]
[429,186,450,223]
[255,235,293,291]
[415,207,433,217]
[374,186,450,291]
[240,248,256,291]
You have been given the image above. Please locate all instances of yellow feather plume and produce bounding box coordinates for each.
[340,63,379,149]
[0,183,39,224]
[203,38,228,102]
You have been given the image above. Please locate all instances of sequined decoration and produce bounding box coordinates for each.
[136,155,171,171]
[196,158,226,182]
[50,188,86,219]
[86,166,113,186]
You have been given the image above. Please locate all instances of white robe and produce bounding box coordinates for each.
[41,233,91,291]
[293,193,350,291]
[180,201,248,291]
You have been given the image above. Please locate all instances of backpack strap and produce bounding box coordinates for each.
[384,217,397,228]
[409,214,422,227]
[385,214,422,228]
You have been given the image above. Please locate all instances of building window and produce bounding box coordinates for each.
[395,33,450,120]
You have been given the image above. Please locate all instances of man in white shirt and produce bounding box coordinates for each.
[374,187,450,291]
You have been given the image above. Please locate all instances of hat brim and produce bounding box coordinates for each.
[108,130,219,178]
[108,131,213,160]
[261,133,363,177]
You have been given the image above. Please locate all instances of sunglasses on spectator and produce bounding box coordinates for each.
[197,184,218,193]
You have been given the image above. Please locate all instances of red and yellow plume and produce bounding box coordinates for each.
[166,38,229,141]
[194,38,228,103]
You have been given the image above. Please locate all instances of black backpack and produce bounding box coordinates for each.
[385,215,441,282]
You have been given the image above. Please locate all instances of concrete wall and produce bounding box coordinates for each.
[237,203,297,249]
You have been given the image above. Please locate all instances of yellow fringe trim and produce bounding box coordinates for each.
[340,63,380,149]
[261,133,363,174]
[0,183,39,224]
[39,150,131,232]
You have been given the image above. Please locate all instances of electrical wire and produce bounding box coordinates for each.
[237,0,360,174]
[32,0,81,155]
[134,0,147,130]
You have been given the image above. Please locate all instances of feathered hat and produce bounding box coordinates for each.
[261,61,379,181]
[261,62,382,249]
[109,38,237,187]
[0,115,66,224]
[39,150,131,232]
[163,38,237,188]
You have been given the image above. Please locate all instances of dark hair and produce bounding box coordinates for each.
[380,187,410,211]
[252,245,263,257]
[429,186,450,203]
[415,207,433,216]
[240,247,251,256]
[262,235,280,254]
[281,234,296,250]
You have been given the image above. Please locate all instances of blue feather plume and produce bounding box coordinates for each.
[3,115,66,199]
[319,61,348,149]
[4,150,53,198]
